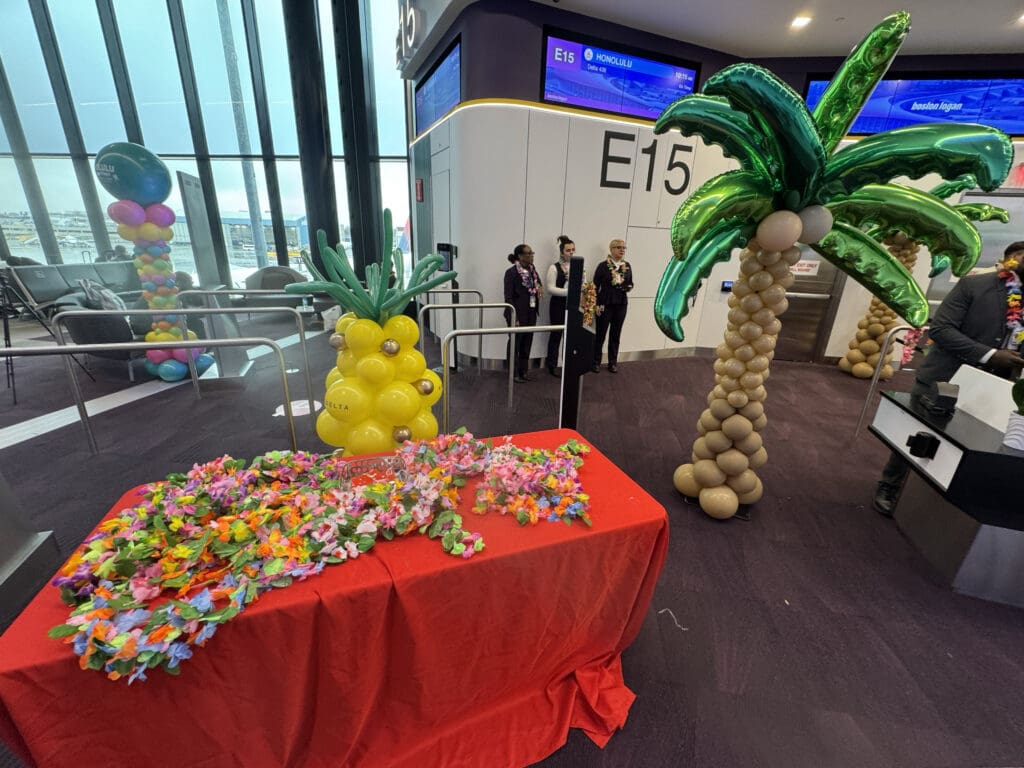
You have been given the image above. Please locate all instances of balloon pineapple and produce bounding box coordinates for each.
[653,12,1014,519]
[287,210,456,454]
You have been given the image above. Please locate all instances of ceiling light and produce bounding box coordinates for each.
[791,16,812,28]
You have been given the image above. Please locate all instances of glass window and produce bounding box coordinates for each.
[0,158,44,264]
[182,0,260,156]
[368,1,407,156]
[333,159,351,260]
[0,111,9,153]
[378,160,411,278]
[253,0,298,155]
[112,0,193,153]
[210,158,271,285]
[33,158,91,263]
[0,3,67,153]
[317,0,344,156]
[274,159,309,272]
[48,1,125,153]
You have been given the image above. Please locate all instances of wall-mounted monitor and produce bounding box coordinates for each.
[414,39,461,135]
[805,77,1024,136]
[541,29,698,121]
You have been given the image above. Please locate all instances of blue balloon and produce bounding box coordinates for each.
[156,359,189,382]
[143,360,160,376]
[141,281,156,291]
[146,245,163,256]
[133,246,144,255]
[194,353,215,375]
[94,142,172,206]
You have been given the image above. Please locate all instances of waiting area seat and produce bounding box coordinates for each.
[7,261,141,319]
[231,265,308,310]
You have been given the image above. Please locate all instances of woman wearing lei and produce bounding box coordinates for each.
[544,235,576,376]
[591,238,633,373]
[503,243,543,383]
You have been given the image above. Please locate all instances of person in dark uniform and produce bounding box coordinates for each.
[592,238,633,373]
[503,243,542,383]
[545,235,575,376]
[874,241,1024,515]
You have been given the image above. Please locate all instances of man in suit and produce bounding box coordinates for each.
[874,241,1024,515]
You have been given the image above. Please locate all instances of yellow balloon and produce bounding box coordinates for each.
[186,330,198,340]
[335,312,357,334]
[376,381,421,424]
[324,378,373,423]
[117,223,139,242]
[335,349,358,376]
[344,418,393,456]
[392,348,427,382]
[356,352,396,388]
[382,314,419,348]
[316,410,349,447]
[345,319,385,357]
[145,330,159,342]
[159,226,174,242]
[139,222,162,241]
[418,369,442,407]
[325,367,343,389]
[408,408,438,441]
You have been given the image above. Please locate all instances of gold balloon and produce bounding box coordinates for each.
[329,333,346,349]
[734,430,763,455]
[721,414,754,441]
[736,477,764,505]
[693,458,726,488]
[673,463,701,497]
[700,485,739,519]
[726,468,759,495]
[715,448,749,476]
[393,425,412,443]
[380,338,401,357]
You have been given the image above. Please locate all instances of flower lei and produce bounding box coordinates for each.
[48,432,590,683]
[607,257,628,287]
[580,282,597,326]
[516,262,539,295]
[999,258,1023,351]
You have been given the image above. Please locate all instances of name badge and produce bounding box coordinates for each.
[529,295,536,308]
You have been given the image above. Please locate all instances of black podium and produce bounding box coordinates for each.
[871,391,1024,608]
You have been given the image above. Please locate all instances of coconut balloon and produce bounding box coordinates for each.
[651,12,1013,519]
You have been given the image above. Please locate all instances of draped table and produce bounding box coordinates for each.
[0,428,668,768]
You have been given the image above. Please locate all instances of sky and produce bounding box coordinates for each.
[0,0,410,233]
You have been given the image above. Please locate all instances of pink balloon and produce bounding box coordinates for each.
[151,273,166,285]
[172,348,201,363]
[107,200,146,226]
[145,203,176,227]
[146,349,171,364]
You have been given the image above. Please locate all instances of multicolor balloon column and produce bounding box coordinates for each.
[651,12,1013,519]
[95,142,212,381]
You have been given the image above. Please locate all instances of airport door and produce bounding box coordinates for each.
[773,248,846,363]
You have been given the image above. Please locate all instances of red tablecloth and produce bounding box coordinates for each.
[0,429,667,768]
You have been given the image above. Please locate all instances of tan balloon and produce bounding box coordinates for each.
[751,334,776,354]
[867,323,886,337]
[766,259,792,279]
[880,364,894,379]
[838,356,853,373]
[751,413,768,430]
[851,362,874,378]
[778,273,796,289]
[693,459,726,488]
[859,339,881,355]
[782,246,802,266]
[857,318,869,330]
[712,385,729,401]
[736,477,764,505]
[700,485,739,520]
[734,344,756,362]
[846,348,866,364]
[732,280,753,298]
[734,430,763,455]
[746,385,767,402]
[740,371,764,390]
[673,463,701,497]
[700,409,722,432]
[760,284,787,306]
[756,210,803,251]
[725,331,746,349]
[739,293,764,314]
[739,321,763,341]
[713,359,728,375]
[740,257,765,276]
[692,437,715,460]
[746,354,770,373]
[747,271,774,292]
[855,329,870,343]
[727,389,750,408]
[727,294,741,308]
[719,358,743,379]
[704,430,732,454]
[866,352,882,366]
[709,398,736,421]
[727,308,751,326]
[721,413,753,441]
[762,319,782,336]
[716,343,733,360]
[757,249,782,266]
[726,469,759,495]
[716,448,750,476]
[739,400,764,420]
[749,447,768,469]
[751,307,776,326]
[719,375,741,392]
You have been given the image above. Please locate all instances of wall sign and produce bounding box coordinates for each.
[599,130,692,195]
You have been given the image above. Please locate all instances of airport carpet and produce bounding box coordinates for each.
[2,332,1024,767]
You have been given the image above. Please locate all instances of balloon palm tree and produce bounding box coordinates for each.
[654,12,1014,519]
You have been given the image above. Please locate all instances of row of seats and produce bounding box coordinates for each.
[6,261,141,315]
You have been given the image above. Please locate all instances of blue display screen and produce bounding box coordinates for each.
[415,43,461,134]
[806,77,1024,136]
[543,34,697,120]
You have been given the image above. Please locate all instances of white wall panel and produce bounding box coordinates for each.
[429,120,450,156]
[696,253,743,349]
[657,140,735,229]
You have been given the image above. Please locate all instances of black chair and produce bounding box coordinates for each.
[54,293,145,382]
[10,266,72,317]
[234,265,307,309]
[93,260,142,300]
[56,264,103,289]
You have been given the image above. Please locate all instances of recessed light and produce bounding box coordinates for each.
[791,15,812,28]
[1018,12,1024,22]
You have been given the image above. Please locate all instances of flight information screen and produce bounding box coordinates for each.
[806,77,1024,136]
[415,42,461,134]
[542,34,697,120]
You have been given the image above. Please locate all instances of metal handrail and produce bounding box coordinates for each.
[0,337,297,454]
[854,323,919,437]
[420,289,485,368]
[441,324,563,433]
[418,302,516,375]
[54,306,317,423]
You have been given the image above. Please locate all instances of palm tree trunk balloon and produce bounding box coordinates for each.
[653,12,1014,520]
[838,233,919,381]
